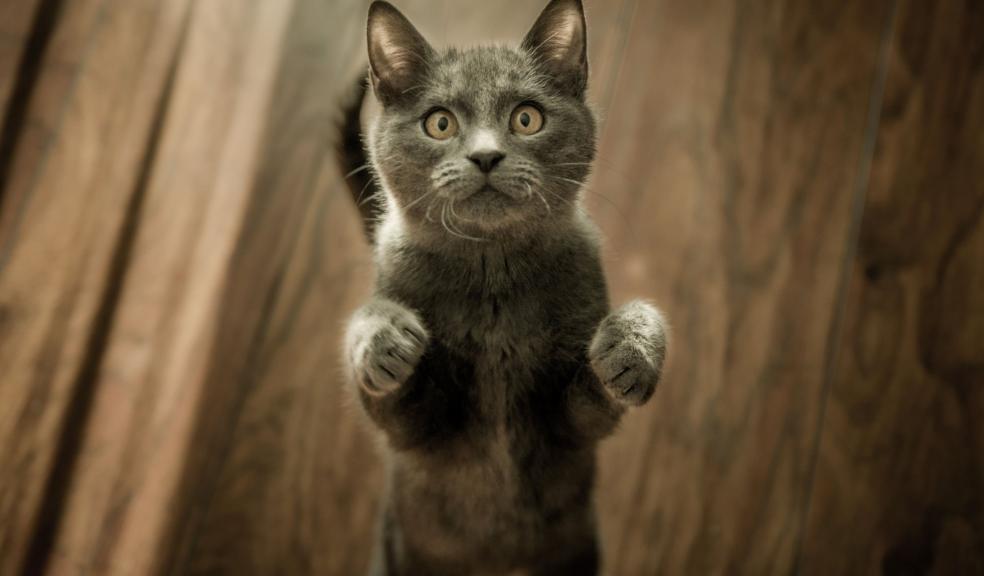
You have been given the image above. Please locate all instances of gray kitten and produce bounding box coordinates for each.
[338,1,668,574]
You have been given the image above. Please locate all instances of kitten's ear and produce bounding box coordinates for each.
[367,1,434,105]
[522,0,588,97]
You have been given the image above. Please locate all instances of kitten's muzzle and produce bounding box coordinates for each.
[468,150,505,173]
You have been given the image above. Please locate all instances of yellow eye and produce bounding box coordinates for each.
[424,109,458,140]
[510,104,544,135]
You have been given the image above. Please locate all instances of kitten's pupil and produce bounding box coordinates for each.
[520,113,531,127]
[438,116,449,131]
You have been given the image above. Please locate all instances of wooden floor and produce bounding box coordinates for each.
[0,0,981,574]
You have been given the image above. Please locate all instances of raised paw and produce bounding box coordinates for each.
[345,299,429,395]
[588,300,668,406]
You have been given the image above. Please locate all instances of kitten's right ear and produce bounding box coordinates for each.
[367,1,434,106]
[522,0,588,97]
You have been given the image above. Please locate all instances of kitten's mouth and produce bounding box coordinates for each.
[451,183,520,217]
[475,182,525,201]
[452,183,500,203]
[459,183,510,202]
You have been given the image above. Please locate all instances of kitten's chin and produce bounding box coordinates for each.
[445,186,535,233]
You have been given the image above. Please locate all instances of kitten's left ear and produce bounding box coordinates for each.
[367,1,434,106]
[522,0,588,97]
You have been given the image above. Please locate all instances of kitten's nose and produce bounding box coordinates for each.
[468,150,505,173]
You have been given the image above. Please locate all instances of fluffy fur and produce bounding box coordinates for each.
[339,2,668,574]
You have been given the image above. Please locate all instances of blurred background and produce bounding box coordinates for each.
[0,0,981,574]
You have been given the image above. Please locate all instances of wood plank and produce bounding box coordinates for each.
[166,1,372,573]
[585,0,894,573]
[31,1,297,574]
[800,0,984,573]
[0,1,192,573]
[0,0,43,121]
[167,1,636,574]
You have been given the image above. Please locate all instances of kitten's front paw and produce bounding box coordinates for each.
[346,300,429,395]
[589,300,668,406]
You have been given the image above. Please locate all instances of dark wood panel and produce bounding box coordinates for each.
[586,0,894,573]
[0,1,191,573]
[0,0,42,119]
[0,0,45,206]
[801,0,984,573]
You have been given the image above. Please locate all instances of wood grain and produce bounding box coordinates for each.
[166,1,371,573]
[30,1,298,573]
[800,0,984,573]
[586,0,895,573]
[0,1,191,573]
[0,0,981,574]
[0,0,43,123]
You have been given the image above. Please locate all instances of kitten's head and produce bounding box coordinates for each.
[366,0,596,242]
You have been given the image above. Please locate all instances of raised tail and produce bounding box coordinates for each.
[336,75,383,243]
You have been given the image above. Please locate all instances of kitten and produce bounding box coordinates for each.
[338,1,668,574]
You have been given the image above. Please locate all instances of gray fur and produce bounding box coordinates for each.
[342,1,668,574]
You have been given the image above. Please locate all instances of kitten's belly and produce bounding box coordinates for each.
[389,306,597,561]
[392,405,595,565]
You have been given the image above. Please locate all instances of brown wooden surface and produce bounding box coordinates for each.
[0,1,191,572]
[801,0,984,573]
[0,0,981,574]
[0,0,42,121]
[37,1,298,573]
[588,0,897,572]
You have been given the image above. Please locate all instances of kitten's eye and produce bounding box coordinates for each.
[423,109,458,140]
[510,104,544,135]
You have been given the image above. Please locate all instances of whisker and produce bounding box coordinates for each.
[580,187,634,229]
[403,189,436,210]
[547,177,637,243]
[541,184,573,208]
[445,201,483,240]
[549,159,633,181]
[356,179,374,205]
[527,182,550,214]
[358,191,378,207]
[547,175,586,188]
[345,164,370,179]
[448,196,466,222]
[441,202,485,242]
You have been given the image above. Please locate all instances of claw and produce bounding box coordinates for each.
[403,326,425,344]
[388,347,410,363]
[610,365,632,384]
[376,364,397,381]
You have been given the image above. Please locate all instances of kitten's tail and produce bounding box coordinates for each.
[336,75,382,243]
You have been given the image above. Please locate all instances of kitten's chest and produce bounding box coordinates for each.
[426,289,552,379]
